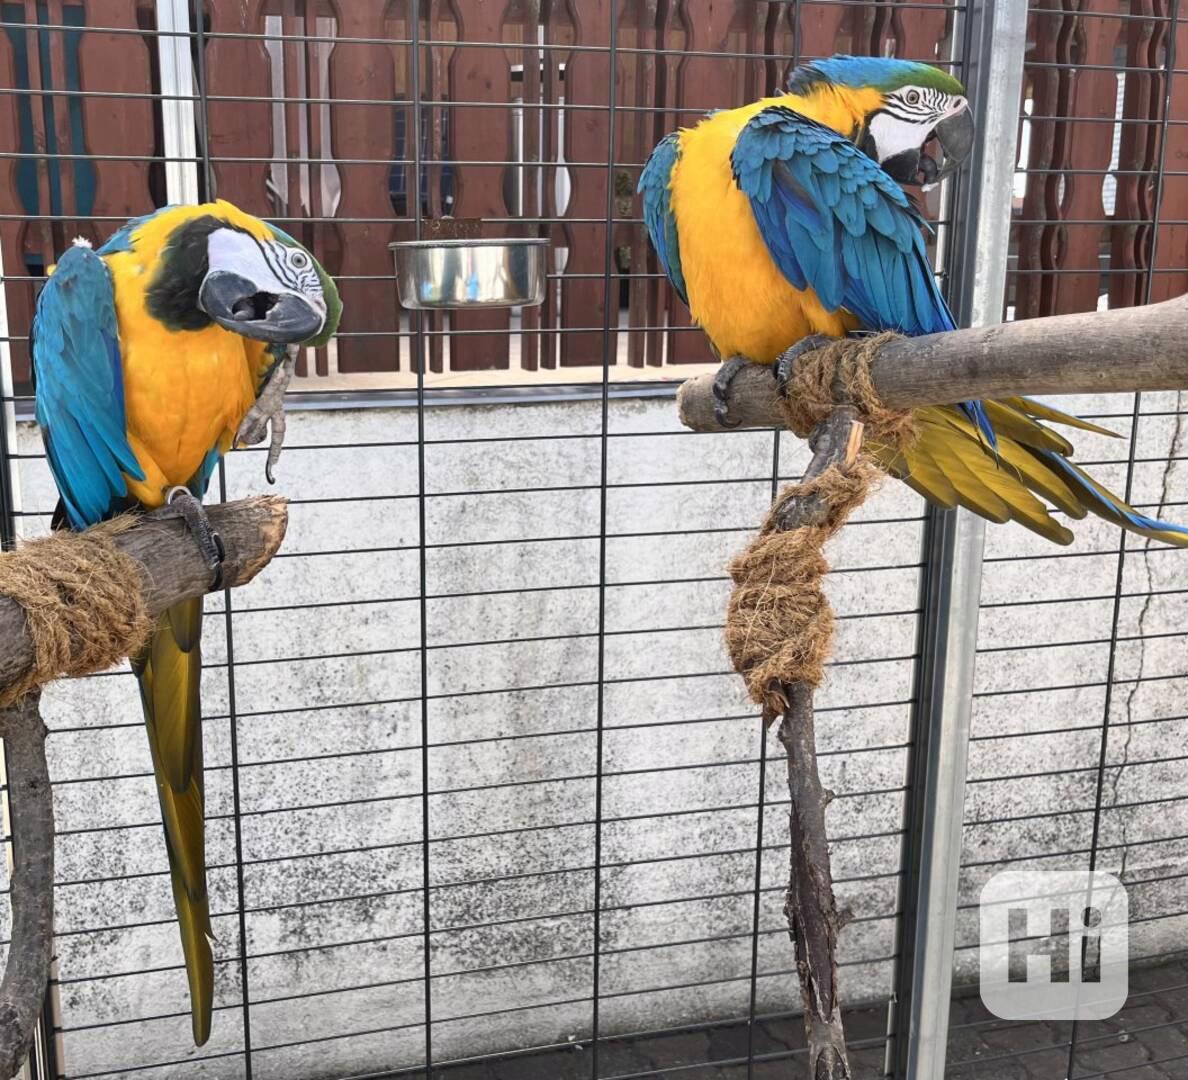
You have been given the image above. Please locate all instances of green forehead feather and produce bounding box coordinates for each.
[790,55,965,99]
[267,222,343,348]
[891,62,966,96]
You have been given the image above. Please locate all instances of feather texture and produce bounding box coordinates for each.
[642,64,1188,548]
[638,133,688,305]
[31,245,145,529]
[134,598,213,1046]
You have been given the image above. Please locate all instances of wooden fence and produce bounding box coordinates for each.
[0,0,1185,390]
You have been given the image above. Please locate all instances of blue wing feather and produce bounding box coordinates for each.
[32,244,145,529]
[638,133,688,305]
[731,106,996,445]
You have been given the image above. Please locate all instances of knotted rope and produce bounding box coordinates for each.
[725,334,915,721]
[0,518,152,707]
[779,331,917,449]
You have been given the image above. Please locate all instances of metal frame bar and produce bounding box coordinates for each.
[893,0,1029,1076]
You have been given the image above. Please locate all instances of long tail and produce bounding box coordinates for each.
[133,597,213,1045]
[869,397,1188,547]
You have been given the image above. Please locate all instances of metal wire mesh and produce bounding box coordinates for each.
[0,1,1184,1079]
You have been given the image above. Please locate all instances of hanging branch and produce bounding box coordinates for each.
[677,293,1188,433]
[0,496,289,1079]
[767,408,865,1079]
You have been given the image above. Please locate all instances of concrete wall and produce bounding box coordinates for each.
[4,388,1186,1078]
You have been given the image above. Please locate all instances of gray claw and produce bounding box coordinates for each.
[237,347,296,482]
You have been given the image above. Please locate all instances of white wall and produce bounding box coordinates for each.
[5,388,1187,1079]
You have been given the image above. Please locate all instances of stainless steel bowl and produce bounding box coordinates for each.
[390,238,549,310]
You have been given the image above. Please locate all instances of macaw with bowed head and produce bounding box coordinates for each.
[640,55,1188,546]
[31,200,341,1044]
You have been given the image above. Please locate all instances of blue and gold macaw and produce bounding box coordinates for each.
[31,200,341,1044]
[641,55,1188,546]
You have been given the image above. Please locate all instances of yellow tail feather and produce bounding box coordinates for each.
[134,597,213,1046]
[870,399,1188,549]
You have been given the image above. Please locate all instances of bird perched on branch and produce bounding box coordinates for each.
[31,201,341,1043]
[640,54,1188,546]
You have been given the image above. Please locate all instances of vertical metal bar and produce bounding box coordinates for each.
[410,3,433,1075]
[892,1,1028,1077]
[591,3,619,1075]
[190,2,253,1074]
[156,0,200,205]
[1067,3,1180,1074]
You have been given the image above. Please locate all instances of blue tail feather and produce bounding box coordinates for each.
[961,399,998,449]
[1039,449,1188,540]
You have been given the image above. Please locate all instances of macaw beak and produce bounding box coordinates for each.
[923,101,974,187]
[199,271,326,344]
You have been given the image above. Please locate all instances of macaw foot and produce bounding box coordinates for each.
[166,487,227,591]
[236,346,297,484]
[713,357,752,429]
[772,334,839,399]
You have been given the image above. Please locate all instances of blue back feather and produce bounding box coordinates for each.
[731,106,995,445]
[637,133,688,305]
[32,244,145,528]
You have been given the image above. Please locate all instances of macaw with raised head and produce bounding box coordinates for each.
[640,55,1188,546]
[31,200,341,1044]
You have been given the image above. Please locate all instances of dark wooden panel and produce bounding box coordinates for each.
[330,1,399,373]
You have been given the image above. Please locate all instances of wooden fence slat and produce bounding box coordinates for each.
[552,0,613,367]
[0,2,43,387]
[517,0,543,372]
[664,0,744,365]
[622,0,658,367]
[330,1,399,373]
[1015,2,1061,319]
[1109,0,1165,310]
[1151,11,1188,302]
[446,0,515,371]
[79,1,155,232]
[204,0,273,216]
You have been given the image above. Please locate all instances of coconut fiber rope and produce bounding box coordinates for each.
[725,334,914,722]
[0,519,152,707]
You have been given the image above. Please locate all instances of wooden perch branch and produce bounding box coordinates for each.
[0,496,288,696]
[772,410,862,1080]
[677,293,1188,432]
[0,495,288,1079]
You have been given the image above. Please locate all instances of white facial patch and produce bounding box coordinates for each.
[867,110,933,164]
[205,227,327,317]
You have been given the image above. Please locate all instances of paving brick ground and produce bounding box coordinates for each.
[416,958,1188,1079]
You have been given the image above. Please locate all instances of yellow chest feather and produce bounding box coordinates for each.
[671,91,872,362]
[105,251,269,507]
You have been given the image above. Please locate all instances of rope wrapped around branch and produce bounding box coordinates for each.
[780,331,916,449]
[725,335,916,724]
[726,459,880,722]
[0,518,152,708]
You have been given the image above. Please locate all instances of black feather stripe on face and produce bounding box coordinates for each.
[146,216,251,331]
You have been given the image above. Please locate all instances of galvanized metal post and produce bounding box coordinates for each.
[893,1,1029,1076]
[156,0,201,204]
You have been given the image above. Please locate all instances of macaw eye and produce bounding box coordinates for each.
[289,250,309,269]
[905,89,921,105]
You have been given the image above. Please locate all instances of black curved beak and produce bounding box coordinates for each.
[199,271,325,344]
[930,103,975,184]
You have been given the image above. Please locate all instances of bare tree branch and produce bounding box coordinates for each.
[677,294,1188,432]
[770,408,863,1080]
[0,692,51,1080]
